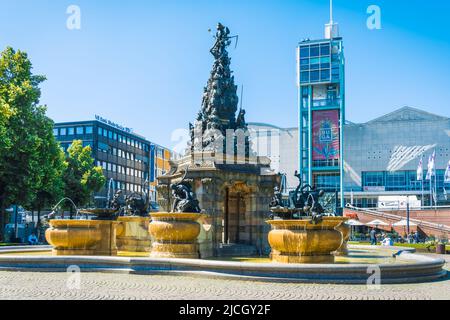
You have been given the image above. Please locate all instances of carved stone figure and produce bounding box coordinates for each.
[170,168,201,213]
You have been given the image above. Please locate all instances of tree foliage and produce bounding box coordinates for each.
[0,47,65,240]
[63,140,106,209]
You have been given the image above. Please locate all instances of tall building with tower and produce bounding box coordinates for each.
[297,0,345,208]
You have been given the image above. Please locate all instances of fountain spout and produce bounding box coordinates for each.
[50,197,79,220]
[106,178,116,209]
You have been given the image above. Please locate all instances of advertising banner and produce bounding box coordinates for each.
[312,110,340,161]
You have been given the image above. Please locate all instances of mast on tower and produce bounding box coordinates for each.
[325,0,339,39]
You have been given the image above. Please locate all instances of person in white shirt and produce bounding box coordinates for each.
[381,235,393,247]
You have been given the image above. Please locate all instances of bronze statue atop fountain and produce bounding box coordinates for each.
[269,171,325,224]
[170,168,201,213]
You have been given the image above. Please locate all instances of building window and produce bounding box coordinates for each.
[320,43,330,56]
[310,70,320,82]
[86,126,93,134]
[386,172,406,191]
[363,172,385,188]
[53,128,59,136]
[300,71,309,83]
[310,45,320,57]
[67,127,75,135]
[60,128,67,136]
[98,127,102,135]
[320,69,330,82]
[313,173,340,192]
[300,46,309,58]
[76,127,84,135]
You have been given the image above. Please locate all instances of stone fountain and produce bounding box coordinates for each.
[45,198,121,256]
[156,23,278,257]
[45,188,154,256]
[267,172,348,263]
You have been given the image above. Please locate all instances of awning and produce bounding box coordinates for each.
[366,219,390,226]
[346,219,365,226]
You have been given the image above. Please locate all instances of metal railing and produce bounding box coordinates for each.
[312,98,341,107]
[346,204,450,234]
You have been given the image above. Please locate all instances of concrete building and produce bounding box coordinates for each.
[54,116,173,203]
[248,123,298,189]
[249,106,450,207]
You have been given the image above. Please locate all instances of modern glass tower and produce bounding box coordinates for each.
[297,0,345,208]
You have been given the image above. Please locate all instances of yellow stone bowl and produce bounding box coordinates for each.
[149,213,206,243]
[266,217,348,262]
[45,220,103,250]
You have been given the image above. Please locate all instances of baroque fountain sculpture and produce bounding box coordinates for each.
[266,172,349,263]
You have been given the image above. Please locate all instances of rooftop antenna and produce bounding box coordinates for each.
[325,0,339,39]
[330,0,333,23]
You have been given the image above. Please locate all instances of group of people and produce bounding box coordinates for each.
[369,228,420,246]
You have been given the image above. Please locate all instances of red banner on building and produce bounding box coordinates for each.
[312,110,340,161]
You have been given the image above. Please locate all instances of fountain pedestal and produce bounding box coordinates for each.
[334,222,351,256]
[148,213,205,259]
[267,217,348,264]
[45,220,119,256]
[116,216,152,252]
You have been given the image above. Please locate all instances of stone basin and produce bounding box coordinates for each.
[45,219,119,256]
[334,222,351,256]
[116,216,152,252]
[148,212,206,259]
[267,217,348,263]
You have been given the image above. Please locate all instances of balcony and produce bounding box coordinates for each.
[312,98,341,108]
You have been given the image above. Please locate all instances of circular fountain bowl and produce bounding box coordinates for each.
[45,219,119,256]
[45,220,102,255]
[267,217,348,263]
[148,212,206,259]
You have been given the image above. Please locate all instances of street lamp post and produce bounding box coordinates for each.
[406,195,410,235]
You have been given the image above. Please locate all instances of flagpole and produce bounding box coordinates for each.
[421,179,424,208]
[435,171,437,209]
[430,175,433,207]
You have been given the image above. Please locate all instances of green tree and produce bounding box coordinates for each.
[29,112,67,232]
[63,140,106,213]
[0,47,65,241]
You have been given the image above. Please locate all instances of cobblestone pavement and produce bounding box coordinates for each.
[0,271,449,300]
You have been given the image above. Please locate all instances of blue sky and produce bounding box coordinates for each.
[1,0,449,149]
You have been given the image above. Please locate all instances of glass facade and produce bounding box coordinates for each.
[313,173,340,192]
[362,170,447,192]
[299,41,342,85]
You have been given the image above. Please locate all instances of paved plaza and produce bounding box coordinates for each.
[0,268,449,300]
